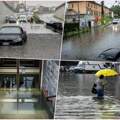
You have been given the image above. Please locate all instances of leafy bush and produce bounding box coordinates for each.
[101,17,111,25]
[64,22,79,33]
[33,14,41,24]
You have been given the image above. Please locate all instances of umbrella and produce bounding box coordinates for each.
[95,69,118,77]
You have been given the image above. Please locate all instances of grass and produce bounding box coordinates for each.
[101,17,112,25]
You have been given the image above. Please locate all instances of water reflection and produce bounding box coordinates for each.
[55,73,120,119]
[0,74,52,119]
[62,24,120,60]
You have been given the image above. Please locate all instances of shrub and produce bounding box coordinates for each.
[64,22,79,33]
[33,14,41,24]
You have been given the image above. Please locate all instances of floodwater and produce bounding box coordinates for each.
[0,74,52,119]
[55,72,120,119]
[62,24,120,61]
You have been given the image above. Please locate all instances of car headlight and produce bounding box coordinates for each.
[14,38,22,42]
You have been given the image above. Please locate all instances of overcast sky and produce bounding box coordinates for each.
[24,1,64,7]
[20,1,118,8]
[96,0,118,8]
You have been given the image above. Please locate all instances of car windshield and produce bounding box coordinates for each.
[0,27,21,34]
[20,16,26,19]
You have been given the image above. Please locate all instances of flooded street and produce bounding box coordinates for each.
[62,24,120,61]
[55,72,120,119]
[0,23,61,59]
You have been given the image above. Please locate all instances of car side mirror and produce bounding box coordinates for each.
[23,31,26,34]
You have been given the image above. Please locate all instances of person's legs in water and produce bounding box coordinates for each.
[96,88,104,98]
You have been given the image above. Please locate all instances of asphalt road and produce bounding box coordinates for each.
[40,14,62,23]
[3,23,58,34]
[61,23,120,61]
[0,33,61,59]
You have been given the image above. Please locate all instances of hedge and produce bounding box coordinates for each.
[64,22,79,33]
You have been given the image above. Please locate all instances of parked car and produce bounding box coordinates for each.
[19,15,27,23]
[0,26,27,45]
[8,16,16,23]
[112,19,119,24]
[74,61,105,73]
[98,48,120,61]
[69,66,75,72]
[46,22,62,33]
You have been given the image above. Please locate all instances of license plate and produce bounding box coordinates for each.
[3,42,9,45]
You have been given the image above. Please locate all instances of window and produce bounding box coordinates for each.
[72,3,74,8]
[88,3,89,7]
[0,27,21,34]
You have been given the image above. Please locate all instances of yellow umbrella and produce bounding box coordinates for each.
[95,69,118,77]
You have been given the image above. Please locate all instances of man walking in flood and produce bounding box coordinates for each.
[95,75,107,98]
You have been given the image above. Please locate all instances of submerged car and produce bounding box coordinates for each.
[98,48,120,61]
[0,26,27,45]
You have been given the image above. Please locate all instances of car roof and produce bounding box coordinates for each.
[100,48,120,57]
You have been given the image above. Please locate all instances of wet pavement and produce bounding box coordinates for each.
[62,24,120,61]
[3,23,58,34]
[0,34,61,59]
[0,23,62,59]
[40,14,62,23]
[55,72,120,119]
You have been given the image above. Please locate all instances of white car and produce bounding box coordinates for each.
[19,15,27,23]
[112,19,119,24]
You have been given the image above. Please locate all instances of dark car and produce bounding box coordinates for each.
[0,26,27,45]
[46,22,62,33]
[8,16,16,23]
[98,48,120,61]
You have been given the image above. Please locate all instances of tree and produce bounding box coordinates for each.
[101,1,104,18]
[110,5,120,17]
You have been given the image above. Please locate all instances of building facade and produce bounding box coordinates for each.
[68,1,110,19]
[66,1,111,26]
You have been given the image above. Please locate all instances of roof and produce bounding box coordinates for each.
[55,3,66,11]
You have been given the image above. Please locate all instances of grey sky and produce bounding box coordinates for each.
[25,1,65,7]
[96,0,118,8]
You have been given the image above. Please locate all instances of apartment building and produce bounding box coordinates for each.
[68,1,110,19]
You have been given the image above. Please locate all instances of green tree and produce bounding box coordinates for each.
[110,5,120,17]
